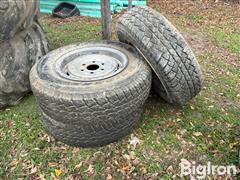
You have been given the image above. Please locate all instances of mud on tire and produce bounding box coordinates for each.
[0,22,49,108]
[0,0,39,41]
[30,41,152,147]
[117,6,203,106]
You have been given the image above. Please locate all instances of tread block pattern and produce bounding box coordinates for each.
[0,0,39,41]
[117,6,203,106]
[30,42,152,147]
[41,108,144,147]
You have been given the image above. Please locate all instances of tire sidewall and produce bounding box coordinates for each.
[30,41,149,96]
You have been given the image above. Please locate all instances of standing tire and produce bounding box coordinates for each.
[30,41,152,147]
[0,22,49,108]
[0,0,39,41]
[117,6,203,106]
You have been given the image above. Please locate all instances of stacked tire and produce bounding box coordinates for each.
[30,41,152,147]
[0,0,49,108]
[30,6,203,147]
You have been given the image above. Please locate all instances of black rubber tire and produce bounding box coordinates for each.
[117,6,203,106]
[0,0,39,41]
[0,22,49,108]
[30,41,152,147]
[40,108,144,147]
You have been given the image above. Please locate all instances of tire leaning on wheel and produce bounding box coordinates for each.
[0,0,39,41]
[117,6,203,106]
[0,22,49,108]
[30,41,152,147]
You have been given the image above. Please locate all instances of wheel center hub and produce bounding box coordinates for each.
[87,64,100,71]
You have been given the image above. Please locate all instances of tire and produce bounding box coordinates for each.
[0,22,49,108]
[40,108,144,147]
[0,0,39,41]
[30,41,152,147]
[117,6,203,106]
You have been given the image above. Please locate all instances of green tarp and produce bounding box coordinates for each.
[40,0,146,18]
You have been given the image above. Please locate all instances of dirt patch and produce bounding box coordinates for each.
[40,14,101,26]
[182,32,211,55]
[183,31,239,67]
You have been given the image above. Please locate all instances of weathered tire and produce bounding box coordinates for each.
[0,0,39,41]
[30,41,152,147]
[117,6,203,106]
[40,108,144,147]
[0,22,49,108]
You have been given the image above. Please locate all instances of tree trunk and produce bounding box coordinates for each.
[101,0,111,40]
[128,0,133,10]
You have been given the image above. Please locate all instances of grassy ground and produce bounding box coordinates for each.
[0,1,239,179]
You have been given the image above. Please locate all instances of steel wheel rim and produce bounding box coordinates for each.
[55,46,128,82]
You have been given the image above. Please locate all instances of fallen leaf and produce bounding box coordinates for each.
[60,146,67,154]
[86,164,95,176]
[9,159,18,166]
[106,174,113,180]
[129,151,136,160]
[72,147,79,154]
[193,132,203,137]
[39,174,46,180]
[75,162,83,169]
[208,105,214,109]
[129,137,140,149]
[55,169,62,177]
[166,165,173,173]
[123,154,130,160]
[48,162,57,167]
[132,158,140,165]
[30,167,37,174]
[176,134,182,140]
[140,167,147,174]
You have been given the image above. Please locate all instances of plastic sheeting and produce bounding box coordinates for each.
[40,0,146,17]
